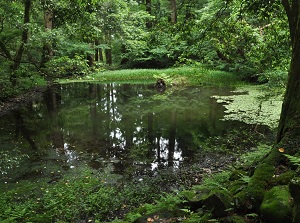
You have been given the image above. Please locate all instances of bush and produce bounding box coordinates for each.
[44,55,90,78]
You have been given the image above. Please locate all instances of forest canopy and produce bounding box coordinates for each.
[0,0,290,98]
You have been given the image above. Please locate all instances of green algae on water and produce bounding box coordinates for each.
[212,85,282,129]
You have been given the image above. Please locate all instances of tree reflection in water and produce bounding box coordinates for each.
[0,83,270,183]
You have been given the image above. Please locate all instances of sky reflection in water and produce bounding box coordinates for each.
[0,83,262,182]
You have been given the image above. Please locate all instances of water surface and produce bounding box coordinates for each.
[0,83,272,184]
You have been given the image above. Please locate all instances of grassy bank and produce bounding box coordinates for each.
[58,66,243,86]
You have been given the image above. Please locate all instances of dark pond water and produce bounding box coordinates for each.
[0,83,273,184]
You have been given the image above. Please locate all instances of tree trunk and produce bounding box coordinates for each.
[99,48,104,61]
[105,48,112,65]
[87,43,95,67]
[276,0,300,150]
[235,0,300,215]
[169,0,177,24]
[10,0,31,85]
[95,39,100,62]
[146,0,152,28]
[87,53,95,67]
[40,9,54,68]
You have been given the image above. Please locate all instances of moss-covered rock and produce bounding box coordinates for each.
[182,189,233,218]
[273,170,296,185]
[260,185,293,223]
[234,163,275,211]
[181,188,210,212]
[201,190,233,218]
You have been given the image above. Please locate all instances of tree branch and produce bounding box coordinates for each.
[0,39,12,60]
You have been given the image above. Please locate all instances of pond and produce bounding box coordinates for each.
[0,83,274,186]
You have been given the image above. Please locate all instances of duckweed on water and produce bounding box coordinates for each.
[212,85,283,129]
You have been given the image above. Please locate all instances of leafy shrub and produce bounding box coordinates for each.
[0,70,46,101]
[45,55,89,77]
[0,76,16,100]
[257,70,287,88]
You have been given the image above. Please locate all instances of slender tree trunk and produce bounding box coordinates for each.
[146,0,152,28]
[95,39,104,62]
[169,0,177,23]
[10,0,31,85]
[87,43,95,67]
[104,34,112,65]
[40,9,54,68]
[95,39,100,62]
[105,48,112,65]
[99,48,104,62]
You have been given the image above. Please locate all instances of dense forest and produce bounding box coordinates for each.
[2,0,300,223]
[0,0,290,97]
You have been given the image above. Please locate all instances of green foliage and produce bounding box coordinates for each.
[192,171,230,192]
[0,164,166,222]
[45,55,90,77]
[124,192,187,222]
[284,154,300,167]
[0,76,16,100]
[0,0,290,86]
[128,142,153,163]
[182,212,212,223]
[257,69,287,97]
[237,144,271,166]
[124,212,142,222]
[145,192,186,214]
[0,70,46,101]
[153,72,188,86]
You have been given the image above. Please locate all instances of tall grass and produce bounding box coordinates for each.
[59,66,243,86]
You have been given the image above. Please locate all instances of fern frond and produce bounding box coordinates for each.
[284,154,300,166]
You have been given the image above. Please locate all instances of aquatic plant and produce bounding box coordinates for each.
[212,85,282,129]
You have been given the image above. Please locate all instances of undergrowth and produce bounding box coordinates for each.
[0,165,162,222]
